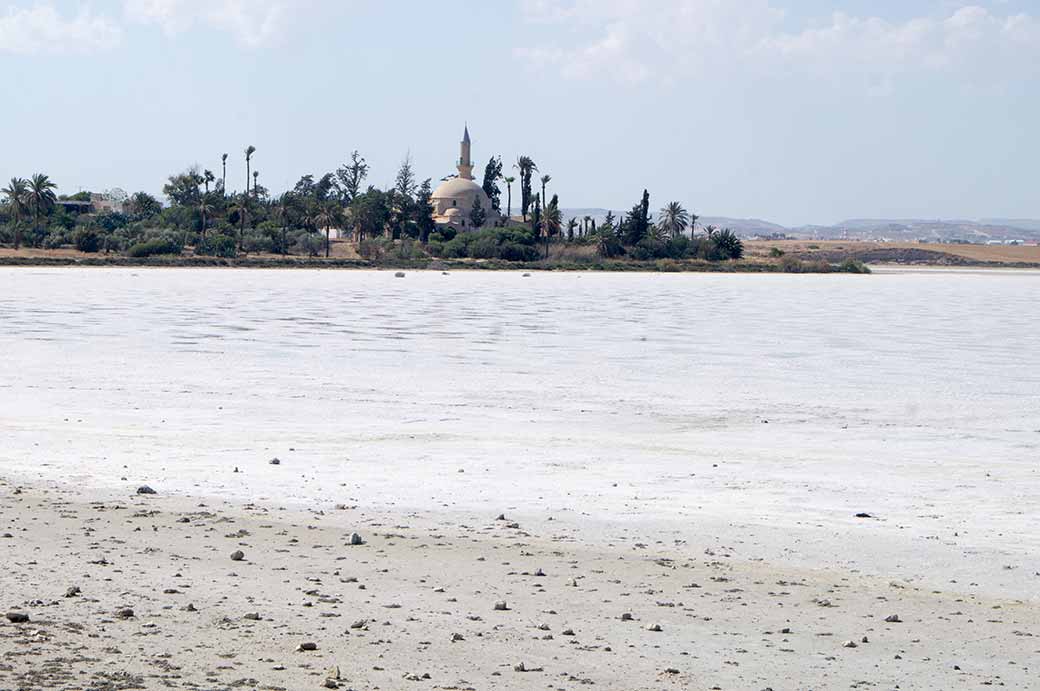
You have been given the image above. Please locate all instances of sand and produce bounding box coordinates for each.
[2,474,1038,691]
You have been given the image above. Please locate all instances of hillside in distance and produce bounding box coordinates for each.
[560,208,1040,243]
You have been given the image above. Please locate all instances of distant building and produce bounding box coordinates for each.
[431,126,500,230]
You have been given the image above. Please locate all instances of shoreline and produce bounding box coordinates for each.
[3,474,1038,690]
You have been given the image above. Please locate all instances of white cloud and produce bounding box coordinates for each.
[518,1,1040,84]
[0,3,121,55]
[123,0,296,47]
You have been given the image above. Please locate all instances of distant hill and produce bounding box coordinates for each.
[560,209,1040,243]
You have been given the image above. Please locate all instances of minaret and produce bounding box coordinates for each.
[457,124,474,180]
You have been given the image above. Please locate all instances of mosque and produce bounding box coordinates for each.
[431,126,501,230]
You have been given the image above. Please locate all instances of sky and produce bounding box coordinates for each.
[1,0,1037,226]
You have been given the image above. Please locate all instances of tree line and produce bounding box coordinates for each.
[2,146,743,263]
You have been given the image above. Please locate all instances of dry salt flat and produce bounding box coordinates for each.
[1,267,1039,690]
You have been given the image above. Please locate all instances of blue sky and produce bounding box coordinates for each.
[1,0,1037,226]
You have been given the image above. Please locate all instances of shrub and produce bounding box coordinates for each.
[596,231,624,258]
[73,228,101,253]
[43,231,66,250]
[127,237,182,257]
[292,230,324,257]
[242,232,272,254]
[499,242,540,262]
[711,229,744,260]
[196,234,237,258]
[769,247,785,258]
[838,258,871,274]
[631,237,669,260]
[655,258,681,272]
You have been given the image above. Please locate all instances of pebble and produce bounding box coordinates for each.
[230,550,245,561]
[296,641,318,652]
[885,614,902,623]
[842,640,858,648]
[349,532,364,546]
[494,601,509,611]
[244,612,261,620]
[115,608,134,619]
[646,623,663,632]
[620,613,633,621]
[395,272,406,278]
[5,611,29,623]
[136,486,156,495]
[269,458,281,465]
[64,586,81,598]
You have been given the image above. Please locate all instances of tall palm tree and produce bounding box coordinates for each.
[503,176,515,219]
[2,177,28,249]
[253,170,259,198]
[25,173,57,232]
[203,169,215,194]
[543,194,561,258]
[244,145,256,197]
[515,156,537,222]
[540,174,551,209]
[311,201,343,258]
[657,201,690,239]
[221,154,228,195]
[689,212,699,236]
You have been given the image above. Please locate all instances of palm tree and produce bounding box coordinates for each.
[274,194,293,255]
[228,195,249,251]
[503,176,515,219]
[657,201,690,239]
[689,212,699,237]
[2,177,28,249]
[540,174,551,209]
[515,157,538,222]
[198,197,214,241]
[203,169,215,194]
[25,173,57,237]
[704,224,718,239]
[244,145,256,197]
[311,201,343,258]
[253,170,259,198]
[221,154,228,195]
[543,194,561,258]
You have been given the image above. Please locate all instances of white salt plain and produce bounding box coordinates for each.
[1,267,1038,600]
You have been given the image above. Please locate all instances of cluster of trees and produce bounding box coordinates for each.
[2,148,743,264]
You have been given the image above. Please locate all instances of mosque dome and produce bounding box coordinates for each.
[430,125,501,229]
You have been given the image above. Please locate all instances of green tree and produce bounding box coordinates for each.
[502,176,515,219]
[540,174,551,210]
[394,154,416,199]
[349,187,391,241]
[244,145,256,197]
[163,168,203,207]
[566,217,578,241]
[481,156,502,211]
[221,153,228,196]
[530,193,542,245]
[25,173,58,236]
[198,197,214,240]
[2,177,28,249]
[542,194,561,257]
[469,195,487,228]
[203,169,215,194]
[228,195,250,251]
[623,190,651,246]
[273,194,294,255]
[311,200,344,258]
[711,228,744,260]
[516,156,537,222]
[415,178,436,244]
[126,191,162,220]
[336,150,369,203]
[657,201,689,239]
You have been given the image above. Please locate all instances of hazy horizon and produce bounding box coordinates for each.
[2,0,1038,226]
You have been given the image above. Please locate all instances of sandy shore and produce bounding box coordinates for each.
[2,475,1038,691]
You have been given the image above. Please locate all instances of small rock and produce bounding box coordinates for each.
[244,612,261,620]
[296,641,318,652]
[884,614,902,623]
[620,613,633,621]
[349,619,367,629]
[136,485,156,495]
[64,586,81,598]
[855,512,872,518]
[494,601,509,611]
[115,608,134,619]
[230,550,245,562]
[269,458,281,465]
[451,632,464,642]
[842,640,858,648]
[394,272,406,278]
[349,533,364,546]
[646,623,663,632]
[5,612,29,623]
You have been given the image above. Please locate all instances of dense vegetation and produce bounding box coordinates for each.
[1,149,863,273]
